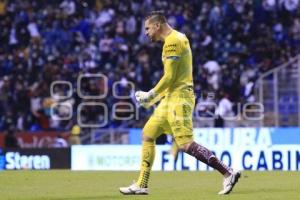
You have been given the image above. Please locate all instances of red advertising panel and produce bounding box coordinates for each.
[0,132,69,148]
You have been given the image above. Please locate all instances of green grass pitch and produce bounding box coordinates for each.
[0,171,299,200]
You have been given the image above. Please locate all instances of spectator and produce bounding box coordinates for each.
[215,92,234,127]
[60,0,76,16]
[4,128,19,148]
[281,0,299,12]
[68,124,81,145]
[52,134,68,148]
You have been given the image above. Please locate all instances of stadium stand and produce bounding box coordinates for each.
[0,0,300,133]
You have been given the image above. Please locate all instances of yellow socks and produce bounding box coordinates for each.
[137,141,155,188]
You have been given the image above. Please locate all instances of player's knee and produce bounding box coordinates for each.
[178,142,193,152]
[177,144,187,151]
[174,136,194,151]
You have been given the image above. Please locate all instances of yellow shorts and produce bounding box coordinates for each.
[143,90,195,146]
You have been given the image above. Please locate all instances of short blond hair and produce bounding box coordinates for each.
[145,10,167,24]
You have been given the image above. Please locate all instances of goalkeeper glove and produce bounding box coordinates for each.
[135,90,156,107]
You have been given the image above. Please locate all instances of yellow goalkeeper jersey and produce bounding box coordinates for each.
[153,29,193,96]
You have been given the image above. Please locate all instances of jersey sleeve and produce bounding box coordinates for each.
[163,38,182,59]
[152,38,182,95]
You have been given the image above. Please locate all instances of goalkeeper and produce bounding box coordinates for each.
[120,11,241,195]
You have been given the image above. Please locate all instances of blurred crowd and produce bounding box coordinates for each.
[0,0,300,132]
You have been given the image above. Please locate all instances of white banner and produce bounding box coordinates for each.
[71,145,300,171]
